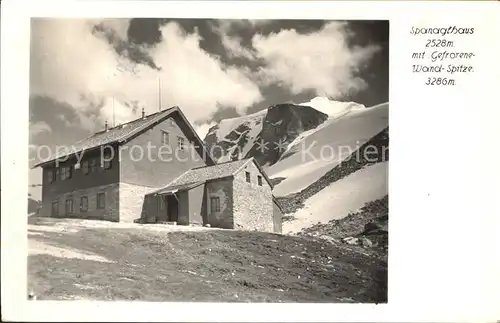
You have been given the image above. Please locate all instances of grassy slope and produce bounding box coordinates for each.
[28,219,387,303]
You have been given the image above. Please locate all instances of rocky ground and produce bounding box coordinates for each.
[298,196,388,260]
[28,217,387,303]
[277,127,389,215]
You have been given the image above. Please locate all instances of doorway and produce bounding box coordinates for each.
[166,194,179,222]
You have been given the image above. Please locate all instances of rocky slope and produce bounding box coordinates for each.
[299,195,389,253]
[204,103,329,167]
[267,102,388,197]
[276,126,389,215]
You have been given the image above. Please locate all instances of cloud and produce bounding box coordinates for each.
[219,32,255,60]
[30,121,52,137]
[210,20,257,60]
[56,114,72,127]
[30,19,263,132]
[98,18,131,40]
[251,22,381,98]
[30,18,382,141]
[211,20,380,99]
[194,121,217,140]
[93,21,160,70]
[147,23,263,120]
[30,19,123,110]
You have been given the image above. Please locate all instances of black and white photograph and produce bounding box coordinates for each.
[27,18,389,303]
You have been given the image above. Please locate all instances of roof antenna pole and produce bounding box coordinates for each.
[158,77,162,112]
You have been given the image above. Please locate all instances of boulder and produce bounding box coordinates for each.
[364,221,380,232]
[343,237,359,245]
[319,235,338,244]
[361,237,373,247]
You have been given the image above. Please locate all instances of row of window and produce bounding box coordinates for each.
[51,192,106,217]
[48,155,112,184]
[47,131,187,185]
[162,131,185,150]
[245,171,263,186]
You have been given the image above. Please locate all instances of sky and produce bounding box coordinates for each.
[28,18,388,191]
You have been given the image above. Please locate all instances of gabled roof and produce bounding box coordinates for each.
[168,158,251,187]
[33,106,215,168]
[151,181,205,196]
[149,157,274,196]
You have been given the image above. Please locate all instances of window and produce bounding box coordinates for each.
[65,198,74,215]
[245,171,251,183]
[90,158,98,173]
[80,196,88,212]
[162,131,170,145]
[257,175,263,186]
[103,153,112,170]
[51,200,59,217]
[61,166,72,180]
[177,136,185,150]
[210,196,220,213]
[97,192,105,209]
[82,160,90,174]
[47,169,56,183]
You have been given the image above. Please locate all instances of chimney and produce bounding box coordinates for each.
[104,120,108,131]
[142,108,145,119]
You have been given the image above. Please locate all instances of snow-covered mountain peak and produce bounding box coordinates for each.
[212,108,267,143]
[204,103,329,166]
[298,97,366,118]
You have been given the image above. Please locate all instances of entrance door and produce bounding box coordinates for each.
[166,195,179,222]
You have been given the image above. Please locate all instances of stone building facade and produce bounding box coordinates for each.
[39,182,120,222]
[34,107,214,223]
[232,160,274,232]
[144,158,282,233]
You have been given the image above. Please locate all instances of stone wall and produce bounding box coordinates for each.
[119,182,157,223]
[206,178,233,229]
[232,161,274,232]
[39,182,120,222]
[177,191,189,225]
[187,184,205,225]
[273,201,283,233]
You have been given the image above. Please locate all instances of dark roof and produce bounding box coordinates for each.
[150,157,274,196]
[168,158,252,187]
[33,106,215,167]
[150,181,205,195]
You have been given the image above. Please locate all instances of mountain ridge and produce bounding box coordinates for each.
[203,97,370,167]
[204,98,388,234]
